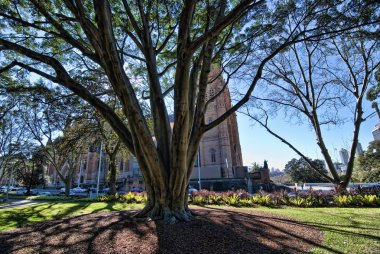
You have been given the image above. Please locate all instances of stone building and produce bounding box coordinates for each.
[190,69,243,180]
[46,69,243,189]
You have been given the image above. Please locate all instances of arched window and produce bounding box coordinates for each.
[209,148,216,163]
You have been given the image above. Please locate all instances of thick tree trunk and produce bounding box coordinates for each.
[134,158,194,224]
[137,185,192,224]
[335,182,348,193]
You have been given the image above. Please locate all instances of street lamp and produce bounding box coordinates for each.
[225,157,229,178]
[96,142,103,197]
[77,157,83,188]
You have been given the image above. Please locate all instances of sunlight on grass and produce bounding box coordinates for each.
[0,202,144,231]
[253,207,380,254]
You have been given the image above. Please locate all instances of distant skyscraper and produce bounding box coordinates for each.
[356,142,363,156]
[373,124,380,141]
[339,148,349,166]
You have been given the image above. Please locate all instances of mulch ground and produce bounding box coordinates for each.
[0,207,323,254]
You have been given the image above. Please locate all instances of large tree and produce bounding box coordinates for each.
[0,1,378,222]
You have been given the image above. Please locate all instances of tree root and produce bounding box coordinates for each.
[132,205,194,224]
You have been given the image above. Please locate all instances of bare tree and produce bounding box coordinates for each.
[245,32,379,190]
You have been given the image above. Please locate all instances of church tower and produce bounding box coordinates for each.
[191,69,243,179]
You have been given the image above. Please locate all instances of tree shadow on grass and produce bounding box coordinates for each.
[0,206,342,254]
[0,201,100,231]
[0,203,58,229]
[309,209,380,230]
[204,207,380,253]
[223,208,380,240]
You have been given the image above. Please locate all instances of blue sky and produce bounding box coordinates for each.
[237,101,380,170]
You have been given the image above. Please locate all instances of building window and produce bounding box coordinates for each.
[210,148,216,163]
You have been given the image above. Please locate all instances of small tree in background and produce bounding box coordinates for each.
[13,148,45,195]
[284,158,328,184]
[250,162,261,173]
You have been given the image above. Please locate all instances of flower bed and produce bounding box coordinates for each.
[188,187,380,208]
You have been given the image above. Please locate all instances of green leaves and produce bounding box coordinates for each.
[285,158,329,183]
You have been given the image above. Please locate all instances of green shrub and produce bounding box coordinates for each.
[209,194,222,205]
[239,199,254,207]
[189,189,380,208]
[190,195,206,206]
[251,195,272,206]
[134,194,147,204]
[334,195,349,206]
[333,194,379,207]
[26,195,78,201]
[75,197,98,202]
[289,197,305,207]
[98,192,147,203]
[361,195,378,206]
[224,194,240,206]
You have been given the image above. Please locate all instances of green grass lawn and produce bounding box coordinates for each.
[253,207,380,254]
[0,201,144,231]
[0,203,379,253]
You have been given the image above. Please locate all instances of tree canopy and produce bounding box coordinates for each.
[353,140,380,182]
[284,157,328,183]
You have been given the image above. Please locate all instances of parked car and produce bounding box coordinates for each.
[130,187,144,192]
[68,191,79,196]
[0,186,18,193]
[16,188,26,194]
[188,185,198,194]
[39,191,52,196]
[30,189,39,195]
[72,187,86,193]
